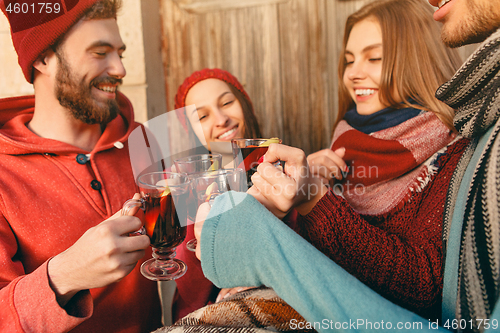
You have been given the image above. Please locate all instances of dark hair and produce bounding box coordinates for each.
[336,0,462,131]
[83,0,122,20]
[228,84,262,139]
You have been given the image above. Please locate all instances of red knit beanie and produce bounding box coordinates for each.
[174,68,253,132]
[0,0,100,83]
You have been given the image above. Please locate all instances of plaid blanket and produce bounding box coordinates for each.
[153,287,316,332]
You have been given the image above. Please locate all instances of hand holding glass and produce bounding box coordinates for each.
[122,172,190,281]
[231,138,281,187]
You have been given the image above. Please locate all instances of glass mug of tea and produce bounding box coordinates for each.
[122,172,191,281]
[173,153,223,251]
[174,153,223,175]
[231,138,281,187]
[192,168,246,208]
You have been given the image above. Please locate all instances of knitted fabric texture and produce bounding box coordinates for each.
[343,105,421,134]
[174,68,252,132]
[154,287,315,333]
[0,0,99,82]
[438,28,500,331]
[331,112,455,215]
[297,138,469,320]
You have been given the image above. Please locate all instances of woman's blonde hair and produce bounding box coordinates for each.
[336,0,463,131]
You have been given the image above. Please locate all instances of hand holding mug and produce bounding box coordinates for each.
[47,204,149,306]
[248,144,328,217]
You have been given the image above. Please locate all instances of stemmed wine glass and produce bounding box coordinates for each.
[173,153,223,251]
[122,172,191,281]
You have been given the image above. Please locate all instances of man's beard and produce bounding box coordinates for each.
[441,0,500,48]
[55,52,121,125]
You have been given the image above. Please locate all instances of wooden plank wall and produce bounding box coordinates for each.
[159,0,474,156]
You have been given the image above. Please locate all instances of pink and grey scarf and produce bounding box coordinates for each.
[331,111,456,216]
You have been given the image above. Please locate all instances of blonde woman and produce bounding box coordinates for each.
[249,0,468,319]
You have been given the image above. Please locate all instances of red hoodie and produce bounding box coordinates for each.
[0,93,162,332]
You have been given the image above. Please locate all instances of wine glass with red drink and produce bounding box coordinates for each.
[122,172,191,281]
[231,138,281,187]
[173,154,223,251]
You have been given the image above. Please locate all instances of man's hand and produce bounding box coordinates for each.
[47,200,149,307]
[247,144,328,217]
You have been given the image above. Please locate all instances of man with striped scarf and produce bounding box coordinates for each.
[430,0,500,331]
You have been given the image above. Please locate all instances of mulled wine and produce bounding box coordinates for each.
[123,171,191,280]
[237,146,268,185]
[232,138,281,187]
[144,192,188,249]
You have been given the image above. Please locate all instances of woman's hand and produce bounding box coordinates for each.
[216,286,258,302]
[194,202,212,260]
[307,147,347,186]
[247,144,328,217]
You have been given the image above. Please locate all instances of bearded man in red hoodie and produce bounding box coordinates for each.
[0,1,162,332]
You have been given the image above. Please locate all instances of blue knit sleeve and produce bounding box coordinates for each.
[199,191,448,332]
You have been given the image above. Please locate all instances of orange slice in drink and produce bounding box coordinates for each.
[161,186,171,197]
[207,160,219,172]
[258,137,280,147]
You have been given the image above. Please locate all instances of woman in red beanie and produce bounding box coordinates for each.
[171,68,261,321]
[174,68,261,151]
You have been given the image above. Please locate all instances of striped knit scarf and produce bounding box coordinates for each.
[331,112,455,215]
[439,28,500,330]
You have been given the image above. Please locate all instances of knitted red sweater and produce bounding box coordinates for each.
[296,138,469,320]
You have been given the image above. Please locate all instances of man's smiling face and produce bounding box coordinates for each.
[429,0,500,47]
[54,18,126,125]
